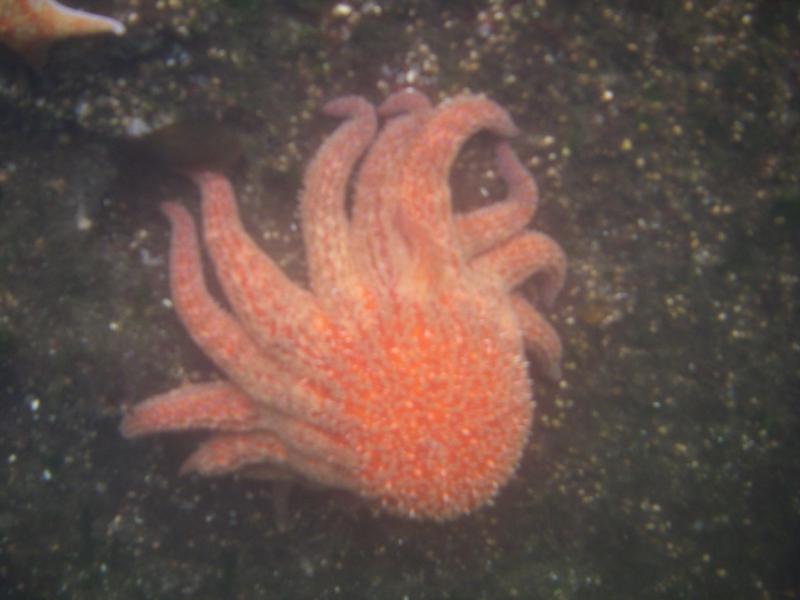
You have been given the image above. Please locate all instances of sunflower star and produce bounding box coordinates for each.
[121,89,567,520]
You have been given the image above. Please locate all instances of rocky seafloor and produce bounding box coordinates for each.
[0,1,798,598]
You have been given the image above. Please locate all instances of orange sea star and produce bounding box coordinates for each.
[0,0,124,65]
[121,90,567,520]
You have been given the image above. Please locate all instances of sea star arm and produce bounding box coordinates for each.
[182,431,360,491]
[180,431,288,475]
[121,377,358,474]
[378,88,433,115]
[471,230,566,307]
[191,173,336,368]
[456,142,538,257]
[0,0,124,65]
[392,95,520,254]
[300,97,376,302]
[37,0,125,36]
[249,408,358,469]
[351,90,432,288]
[162,201,287,386]
[510,294,563,381]
[352,89,432,224]
[162,201,338,421]
[120,381,264,438]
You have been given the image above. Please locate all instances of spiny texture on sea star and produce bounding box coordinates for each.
[0,0,124,65]
[121,90,567,520]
